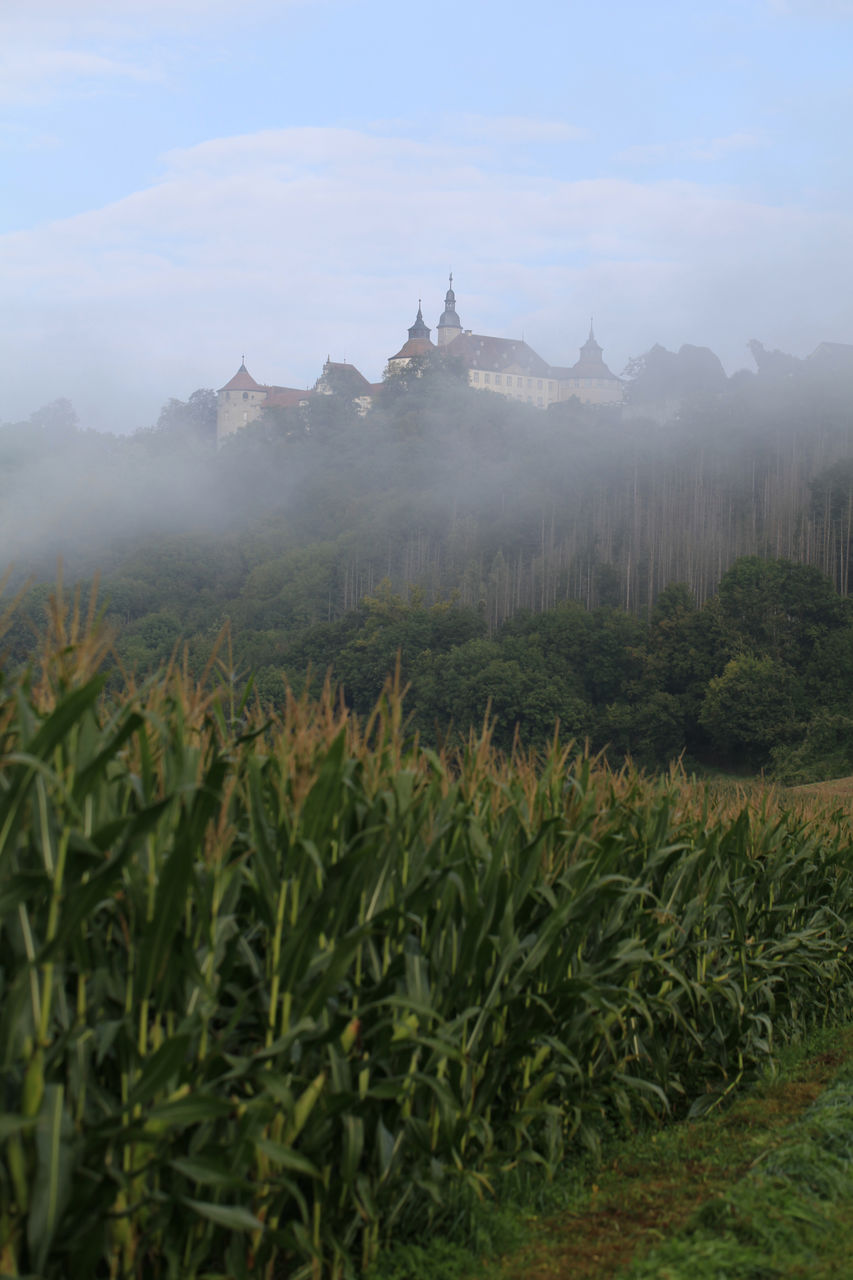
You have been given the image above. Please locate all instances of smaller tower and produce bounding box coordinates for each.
[561,319,623,406]
[386,299,437,377]
[579,318,603,363]
[408,301,432,343]
[217,359,267,446]
[436,272,462,348]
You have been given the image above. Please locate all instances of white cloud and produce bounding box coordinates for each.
[0,125,850,430]
[767,0,853,15]
[618,132,766,167]
[0,47,157,105]
[0,1,321,105]
[454,115,587,144]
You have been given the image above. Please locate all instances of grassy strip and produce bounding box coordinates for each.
[619,1028,853,1278]
[381,1026,852,1280]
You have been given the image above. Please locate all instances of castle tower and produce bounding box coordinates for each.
[407,301,431,344]
[558,319,623,406]
[436,272,462,348]
[385,300,436,376]
[579,319,604,364]
[217,359,267,445]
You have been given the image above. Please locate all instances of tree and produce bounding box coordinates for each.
[155,388,217,443]
[29,398,79,437]
[717,557,843,666]
[699,655,798,768]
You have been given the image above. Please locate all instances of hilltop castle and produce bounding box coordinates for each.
[217,277,622,445]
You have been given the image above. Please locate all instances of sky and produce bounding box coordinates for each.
[1,0,852,432]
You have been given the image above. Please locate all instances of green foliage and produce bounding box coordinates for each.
[717,557,843,667]
[155,388,218,444]
[771,710,853,784]
[700,654,799,766]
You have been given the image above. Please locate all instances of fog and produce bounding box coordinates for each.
[4,333,853,635]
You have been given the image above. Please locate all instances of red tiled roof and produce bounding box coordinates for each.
[219,362,262,392]
[321,362,374,393]
[389,337,435,360]
[264,387,315,408]
[444,333,550,376]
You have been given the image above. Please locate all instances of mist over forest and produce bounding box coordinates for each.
[4,332,853,782]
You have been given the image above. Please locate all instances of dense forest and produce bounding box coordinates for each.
[3,337,853,778]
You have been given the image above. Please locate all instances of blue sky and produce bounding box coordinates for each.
[2,0,852,430]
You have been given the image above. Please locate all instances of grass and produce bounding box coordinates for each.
[621,1039,853,1278]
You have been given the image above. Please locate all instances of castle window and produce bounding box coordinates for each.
[537,396,544,406]
[537,379,543,389]
[494,374,501,385]
[527,378,533,387]
[471,371,479,382]
[242,391,249,400]
[484,373,491,384]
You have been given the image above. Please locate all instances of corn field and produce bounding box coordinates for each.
[2,590,853,1279]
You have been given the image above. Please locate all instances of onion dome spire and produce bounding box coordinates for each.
[437,271,462,347]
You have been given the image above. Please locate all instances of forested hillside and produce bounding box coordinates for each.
[4,342,853,777]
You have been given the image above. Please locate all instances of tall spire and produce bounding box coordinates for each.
[437,271,462,348]
[581,319,603,361]
[408,301,431,342]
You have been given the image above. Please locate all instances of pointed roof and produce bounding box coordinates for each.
[407,301,431,342]
[566,322,620,381]
[388,300,436,361]
[219,360,262,392]
[389,337,435,361]
[579,319,603,361]
[314,361,374,395]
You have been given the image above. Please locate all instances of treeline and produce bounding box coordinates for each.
[230,555,853,780]
[7,553,853,780]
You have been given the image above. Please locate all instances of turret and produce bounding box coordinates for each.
[217,358,267,445]
[386,299,436,375]
[407,301,431,343]
[436,272,462,348]
[560,320,623,406]
[579,319,603,363]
